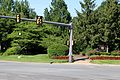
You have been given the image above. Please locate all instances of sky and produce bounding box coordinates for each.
[28,0,104,17]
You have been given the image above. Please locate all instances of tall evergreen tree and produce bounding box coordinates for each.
[0,0,15,51]
[94,0,120,51]
[0,0,37,55]
[73,0,96,52]
[13,0,36,18]
[42,0,72,49]
[48,0,71,23]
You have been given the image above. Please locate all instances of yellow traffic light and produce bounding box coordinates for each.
[36,16,43,25]
[16,14,21,23]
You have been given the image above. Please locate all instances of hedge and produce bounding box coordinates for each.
[47,44,68,58]
[3,47,21,56]
[87,50,120,56]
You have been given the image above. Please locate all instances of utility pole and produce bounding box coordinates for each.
[68,23,73,63]
[0,15,73,63]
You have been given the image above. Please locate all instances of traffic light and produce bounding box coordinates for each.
[36,16,43,25]
[16,14,21,23]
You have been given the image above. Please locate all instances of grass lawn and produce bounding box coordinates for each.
[91,60,120,65]
[0,54,68,63]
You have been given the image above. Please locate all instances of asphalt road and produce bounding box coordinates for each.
[0,61,120,80]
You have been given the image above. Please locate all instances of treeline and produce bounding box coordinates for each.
[73,0,120,53]
[0,0,120,56]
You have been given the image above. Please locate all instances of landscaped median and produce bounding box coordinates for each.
[0,54,68,63]
[90,56,120,60]
[84,50,120,64]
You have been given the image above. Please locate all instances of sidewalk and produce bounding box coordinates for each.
[73,59,91,64]
[73,55,91,64]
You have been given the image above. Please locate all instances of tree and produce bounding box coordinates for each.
[13,0,36,18]
[0,0,37,55]
[48,0,71,23]
[7,22,45,55]
[0,0,15,51]
[80,0,96,20]
[73,0,120,53]
[42,0,71,49]
[93,0,120,51]
[73,0,96,53]
[44,8,50,21]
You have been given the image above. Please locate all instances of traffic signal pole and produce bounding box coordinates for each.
[69,23,73,63]
[0,15,73,63]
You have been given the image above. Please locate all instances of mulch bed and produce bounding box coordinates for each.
[90,56,120,60]
[52,56,120,60]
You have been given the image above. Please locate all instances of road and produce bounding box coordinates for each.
[0,61,120,80]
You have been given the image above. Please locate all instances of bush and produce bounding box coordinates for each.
[87,50,112,56]
[3,47,21,56]
[86,49,96,56]
[82,47,93,54]
[88,51,120,57]
[47,44,68,58]
[0,51,3,56]
[111,50,120,56]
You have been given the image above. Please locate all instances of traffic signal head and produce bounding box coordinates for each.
[36,16,43,25]
[16,14,21,23]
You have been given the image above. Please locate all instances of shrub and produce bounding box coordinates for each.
[86,49,96,56]
[3,47,21,56]
[0,51,3,56]
[99,52,111,56]
[47,44,68,58]
[88,51,120,57]
[82,47,93,54]
[111,50,120,56]
[87,51,111,56]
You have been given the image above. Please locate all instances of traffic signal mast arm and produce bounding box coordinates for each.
[0,15,35,22]
[0,15,73,63]
[0,15,72,28]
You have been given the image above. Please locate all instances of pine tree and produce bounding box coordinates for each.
[49,0,71,23]
[0,0,37,55]
[73,0,96,52]
[0,0,15,51]
[93,0,120,51]
[42,0,72,49]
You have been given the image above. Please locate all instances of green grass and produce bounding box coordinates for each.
[0,54,68,63]
[91,60,120,65]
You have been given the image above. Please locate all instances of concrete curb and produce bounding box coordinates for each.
[0,60,120,66]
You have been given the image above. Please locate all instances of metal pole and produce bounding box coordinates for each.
[0,15,74,63]
[44,21,71,27]
[0,15,36,22]
[69,23,73,63]
[0,16,71,26]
